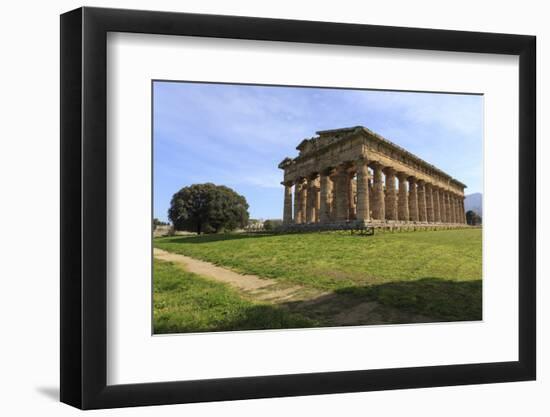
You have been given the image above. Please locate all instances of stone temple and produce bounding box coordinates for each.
[278,126,467,230]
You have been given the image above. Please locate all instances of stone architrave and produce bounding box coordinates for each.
[384,167,398,221]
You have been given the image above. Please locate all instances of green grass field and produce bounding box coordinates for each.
[154,229,482,332]
[154,258,317,334]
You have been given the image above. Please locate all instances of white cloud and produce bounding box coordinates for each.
[345,90,483,137]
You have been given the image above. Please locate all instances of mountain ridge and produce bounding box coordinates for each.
[464,193,482,217]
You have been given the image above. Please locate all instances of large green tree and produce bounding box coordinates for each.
[466,210,482,226]
[168,183,249,234]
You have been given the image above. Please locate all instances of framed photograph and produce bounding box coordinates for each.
[60,6,536,409]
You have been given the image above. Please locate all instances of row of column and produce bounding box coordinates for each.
[283,159,467,225]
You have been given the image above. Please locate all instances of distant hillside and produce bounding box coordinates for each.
[465,193,482,217]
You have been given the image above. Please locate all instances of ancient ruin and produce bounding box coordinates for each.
[278,126,467,230]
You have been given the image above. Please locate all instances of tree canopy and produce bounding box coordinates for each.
[263,219,283,231]
[168,183,249,234]
[153,218,169,229]
[466,210,482,226]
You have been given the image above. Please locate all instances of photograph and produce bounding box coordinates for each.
[152,81,483,334]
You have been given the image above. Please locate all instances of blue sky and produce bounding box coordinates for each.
[153,81,483,222]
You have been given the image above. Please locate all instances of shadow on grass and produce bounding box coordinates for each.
[262,278,481,327]
[155,303,319,334]
[156,277,482,335]
[335,277,482,322]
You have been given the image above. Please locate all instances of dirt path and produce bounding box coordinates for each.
[154,248,323,303]
[153,248,435,326]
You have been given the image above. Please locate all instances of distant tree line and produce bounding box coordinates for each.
[153,218,170,232]
[263,219,283,231]
[466,210,482,226]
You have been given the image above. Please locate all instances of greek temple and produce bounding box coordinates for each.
[278,126,467,229]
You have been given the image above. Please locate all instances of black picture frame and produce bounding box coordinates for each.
[60,6,536,410]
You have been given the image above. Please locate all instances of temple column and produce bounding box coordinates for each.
[305,176,315,223]
[299,179,308,224]
[408,177,419,222]
[306,180,312,223]
[453,195,459,224]
[368,178,374,218]
[433,187,441,222]
[439,190,447,223]
[372,162,385,220]
[348,173,357,220]
[444,191,452,223]
[355,158,370,222]
[441,191,447,223]
[447,192,455,223]
[328,174,335,221]
[426,183,434,223]
[293,179,303,224]
[461,198,467,224]
[314,177,321,222]
[319,169,333,224]
[384,167,398,221]
[282,181,293,224]
[334,166,349,222]
[417,180,427,222]
[450,194,457,223]
[452,194,457,223]
[397,173,409,222]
